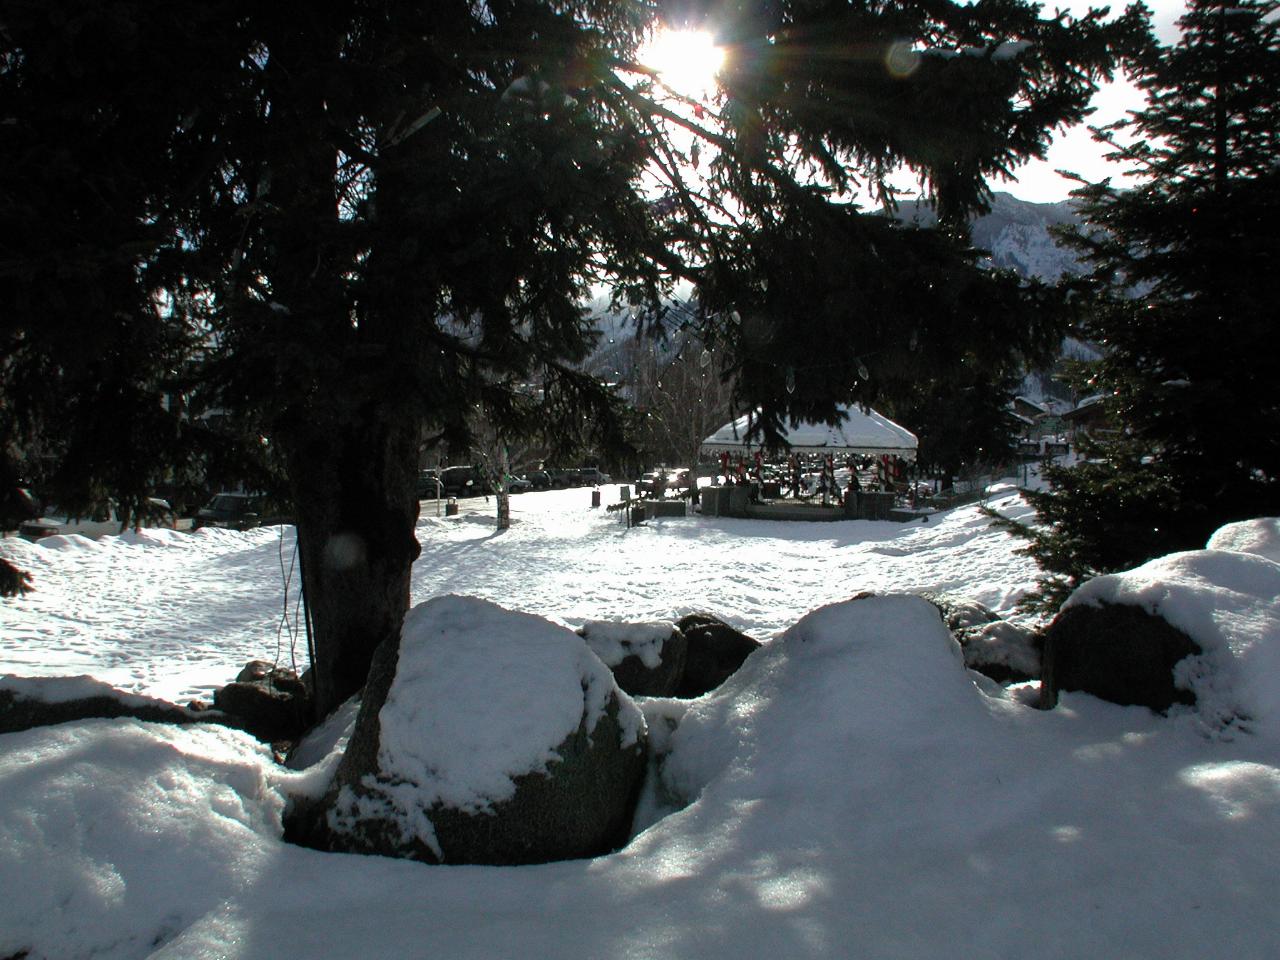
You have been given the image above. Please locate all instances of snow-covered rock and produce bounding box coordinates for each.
[1041,598,1200,711]
[289,595,647,864]
[0,674,207,734]
[672,613,762,697]
[1046,550,1280,735]
[957,618,1042,683]
[580,619,687,696]
[660,594,983,808]
[0,720,281,960]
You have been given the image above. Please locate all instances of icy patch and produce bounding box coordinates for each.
[1065,550,1280,734]
[286,697,360,772]
[580,619,674,669]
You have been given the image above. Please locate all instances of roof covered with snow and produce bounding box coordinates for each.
[700,405,917,458]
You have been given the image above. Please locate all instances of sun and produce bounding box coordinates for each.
[639,27,725,100]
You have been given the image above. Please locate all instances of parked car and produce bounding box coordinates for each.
[193,493,271,531]
[439,465,495,498]
[545,467,579,489]
[504,475,533,494]
[19,498,175,541]
[576,467,612,486]
[416,470,444,499]
[524,470,551,490]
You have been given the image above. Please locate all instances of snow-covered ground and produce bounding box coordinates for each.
[0,485,1038,704]
[2,486,1278,960]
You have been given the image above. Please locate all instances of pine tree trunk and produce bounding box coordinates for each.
[250,13,430,721]
[287,416,422,720]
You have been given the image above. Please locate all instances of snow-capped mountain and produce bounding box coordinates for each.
[971,193,1083,280]
[899,191,1083,280]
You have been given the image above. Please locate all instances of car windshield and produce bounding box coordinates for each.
[209,495,249,511]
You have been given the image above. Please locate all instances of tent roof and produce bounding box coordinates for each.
[701,405,918,460]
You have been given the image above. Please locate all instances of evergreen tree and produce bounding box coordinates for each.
[181,2,678,716]
[3,0,1143,717]
[0,0,256,590]
[1000,0,1280,609]
[655,0,1144,456]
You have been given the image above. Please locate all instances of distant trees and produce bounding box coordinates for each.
[3,0,1142,715]
[998,0,1280,609]
[610,330,735,470]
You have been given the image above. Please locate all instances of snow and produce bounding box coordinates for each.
[342,595,641,835]
[926,41,1033,61]
[701,404,917,457]
[580,619,675,668]
[0,673,182,709]
[3,489,1280,959]
[992,39,1033,60]
[1207,517,1280,563]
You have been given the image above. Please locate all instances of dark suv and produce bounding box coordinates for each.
[194,493,272,530]
[546,467,581,488]
[439,466,494,498]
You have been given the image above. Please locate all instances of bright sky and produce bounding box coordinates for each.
[642,1,1192,205]
[1005,0,1190,202]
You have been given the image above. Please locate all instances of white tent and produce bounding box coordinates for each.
[700,405,918,461]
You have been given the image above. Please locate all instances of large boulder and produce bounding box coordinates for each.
[1040,602,1199,710]
[1040,549,1280,732]
[673,614,762,698]
[288,595,647,865]
[579,620,687,697]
